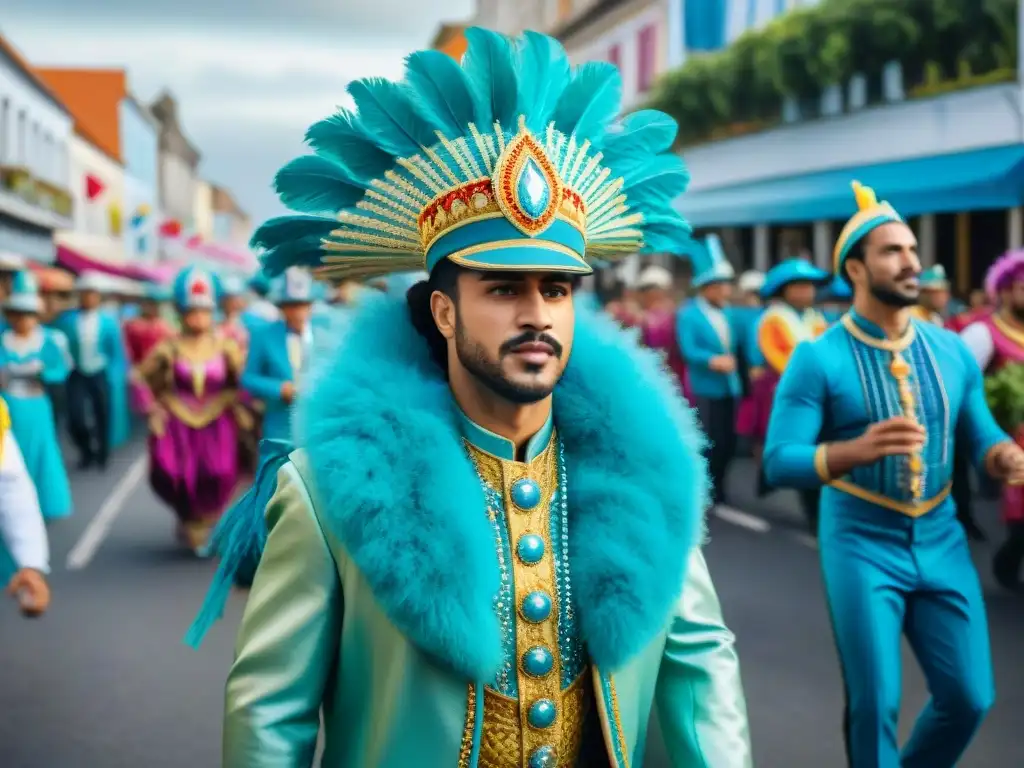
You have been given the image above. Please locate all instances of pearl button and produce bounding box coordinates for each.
[511,478,541,510]
[522,646,554,677]
[528,698,557,729]
[528,745,555,768]
[516,534,545,564]
[520,591,552,623]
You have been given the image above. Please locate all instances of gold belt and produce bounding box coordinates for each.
[828,480,952,518]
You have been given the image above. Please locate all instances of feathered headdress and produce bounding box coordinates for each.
[251,28,692,281]
[985,249,1024,301]
[833,181,904,273]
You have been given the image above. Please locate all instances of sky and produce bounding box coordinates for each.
[3,0,474,228]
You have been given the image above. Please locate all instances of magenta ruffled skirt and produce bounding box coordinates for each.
[149,412,240,523]
[737,370,779,441]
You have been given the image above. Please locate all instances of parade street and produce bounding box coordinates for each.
[1,440,1021,767]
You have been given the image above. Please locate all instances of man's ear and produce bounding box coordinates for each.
[430,291,456,340]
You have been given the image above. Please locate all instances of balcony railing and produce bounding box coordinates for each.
[0,166,73,219]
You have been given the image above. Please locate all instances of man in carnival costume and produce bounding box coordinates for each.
[679,234,739,506]
[961,248,1024,588]
[193,28,751,768]
[53,271,128,470]
[749,257,830,531]
[910,264,951,325]
[764,181,1024,767]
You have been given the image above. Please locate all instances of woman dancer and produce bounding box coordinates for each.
[136,267,248,553]
[0,272,72,520]
[125,284,174,414]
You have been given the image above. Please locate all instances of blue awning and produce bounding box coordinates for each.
[678,143,1024,228]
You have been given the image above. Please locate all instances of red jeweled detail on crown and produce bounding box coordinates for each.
[418,180,493,228]
[190,280,208,295]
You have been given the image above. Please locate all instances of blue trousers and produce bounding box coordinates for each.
[819,492,994,768]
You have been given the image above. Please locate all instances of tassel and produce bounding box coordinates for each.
[183,439,295,649]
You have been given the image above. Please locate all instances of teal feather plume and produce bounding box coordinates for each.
[638,209,693,254]
[260,234,334,276]
[304,111,395,183]
[516,30,570,132]
[274,155,365,215]
[404,50,481,137]
[602,110,677,166]
[552,61,621,143]
[621,153,690,201]
[348,78,440,158]
[462,27,520,128]
[250,214,337,252]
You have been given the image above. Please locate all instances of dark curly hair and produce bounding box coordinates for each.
[406,259,464,373]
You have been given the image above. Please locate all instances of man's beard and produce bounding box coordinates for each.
[866,265,919,308]
[455,322,562,405]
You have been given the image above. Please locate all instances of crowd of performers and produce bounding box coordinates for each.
[5,25,1024,768]
[609,235,1024,593]
[0,262,387,615]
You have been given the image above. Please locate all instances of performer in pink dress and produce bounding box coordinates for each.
[136,267,248,554]
[634,264,688,397]
[961,249,1024,588]
[125,284,175,414]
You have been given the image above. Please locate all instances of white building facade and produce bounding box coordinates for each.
[55,132,127,266]
[0,37,73,264]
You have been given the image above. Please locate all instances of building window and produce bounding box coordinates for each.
[637,24,657,93]
[16,110,26,164]
[0,99,8,163]
[609,44,621,70]
[31,122,39,169]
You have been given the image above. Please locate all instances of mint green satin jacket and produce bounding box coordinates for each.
[224,457,751,767]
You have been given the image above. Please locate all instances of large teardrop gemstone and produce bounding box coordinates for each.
[517,158,551,220]
[493,127,563,236]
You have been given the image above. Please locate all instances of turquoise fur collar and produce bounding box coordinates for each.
[296,295,708,681]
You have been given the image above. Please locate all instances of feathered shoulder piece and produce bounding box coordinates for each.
[251,28,692,280]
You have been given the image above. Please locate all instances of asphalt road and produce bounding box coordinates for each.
[1,444,1021,767]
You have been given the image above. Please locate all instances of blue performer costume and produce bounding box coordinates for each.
[0,272,73,520]
[678,235,740,505]
[764,182,1004,767]
[186,27,753,767]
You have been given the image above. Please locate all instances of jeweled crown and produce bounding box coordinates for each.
[251,28,693,280]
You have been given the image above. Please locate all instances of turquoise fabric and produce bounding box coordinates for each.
[0,329,73,519]
[763,313,1005,766]
[677,299,741,398]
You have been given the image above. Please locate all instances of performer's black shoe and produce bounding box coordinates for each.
[77,456,94,470]
[993,549,1022,592]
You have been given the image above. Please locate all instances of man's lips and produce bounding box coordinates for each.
[510,341,555,363]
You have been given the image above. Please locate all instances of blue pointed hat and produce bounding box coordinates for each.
[250,28,692,282]
[691,234,735,289]
[172,266,219,311]
[833,181,904,273]
[761,259,830,299]
[4,270,43,314]
[269,267,315,305]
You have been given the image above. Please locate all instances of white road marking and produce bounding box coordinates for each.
[793,532,819,550]
[713,505,771,533]
[66,455,148,570]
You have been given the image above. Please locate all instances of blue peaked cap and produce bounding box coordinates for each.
[760,259,830,299]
